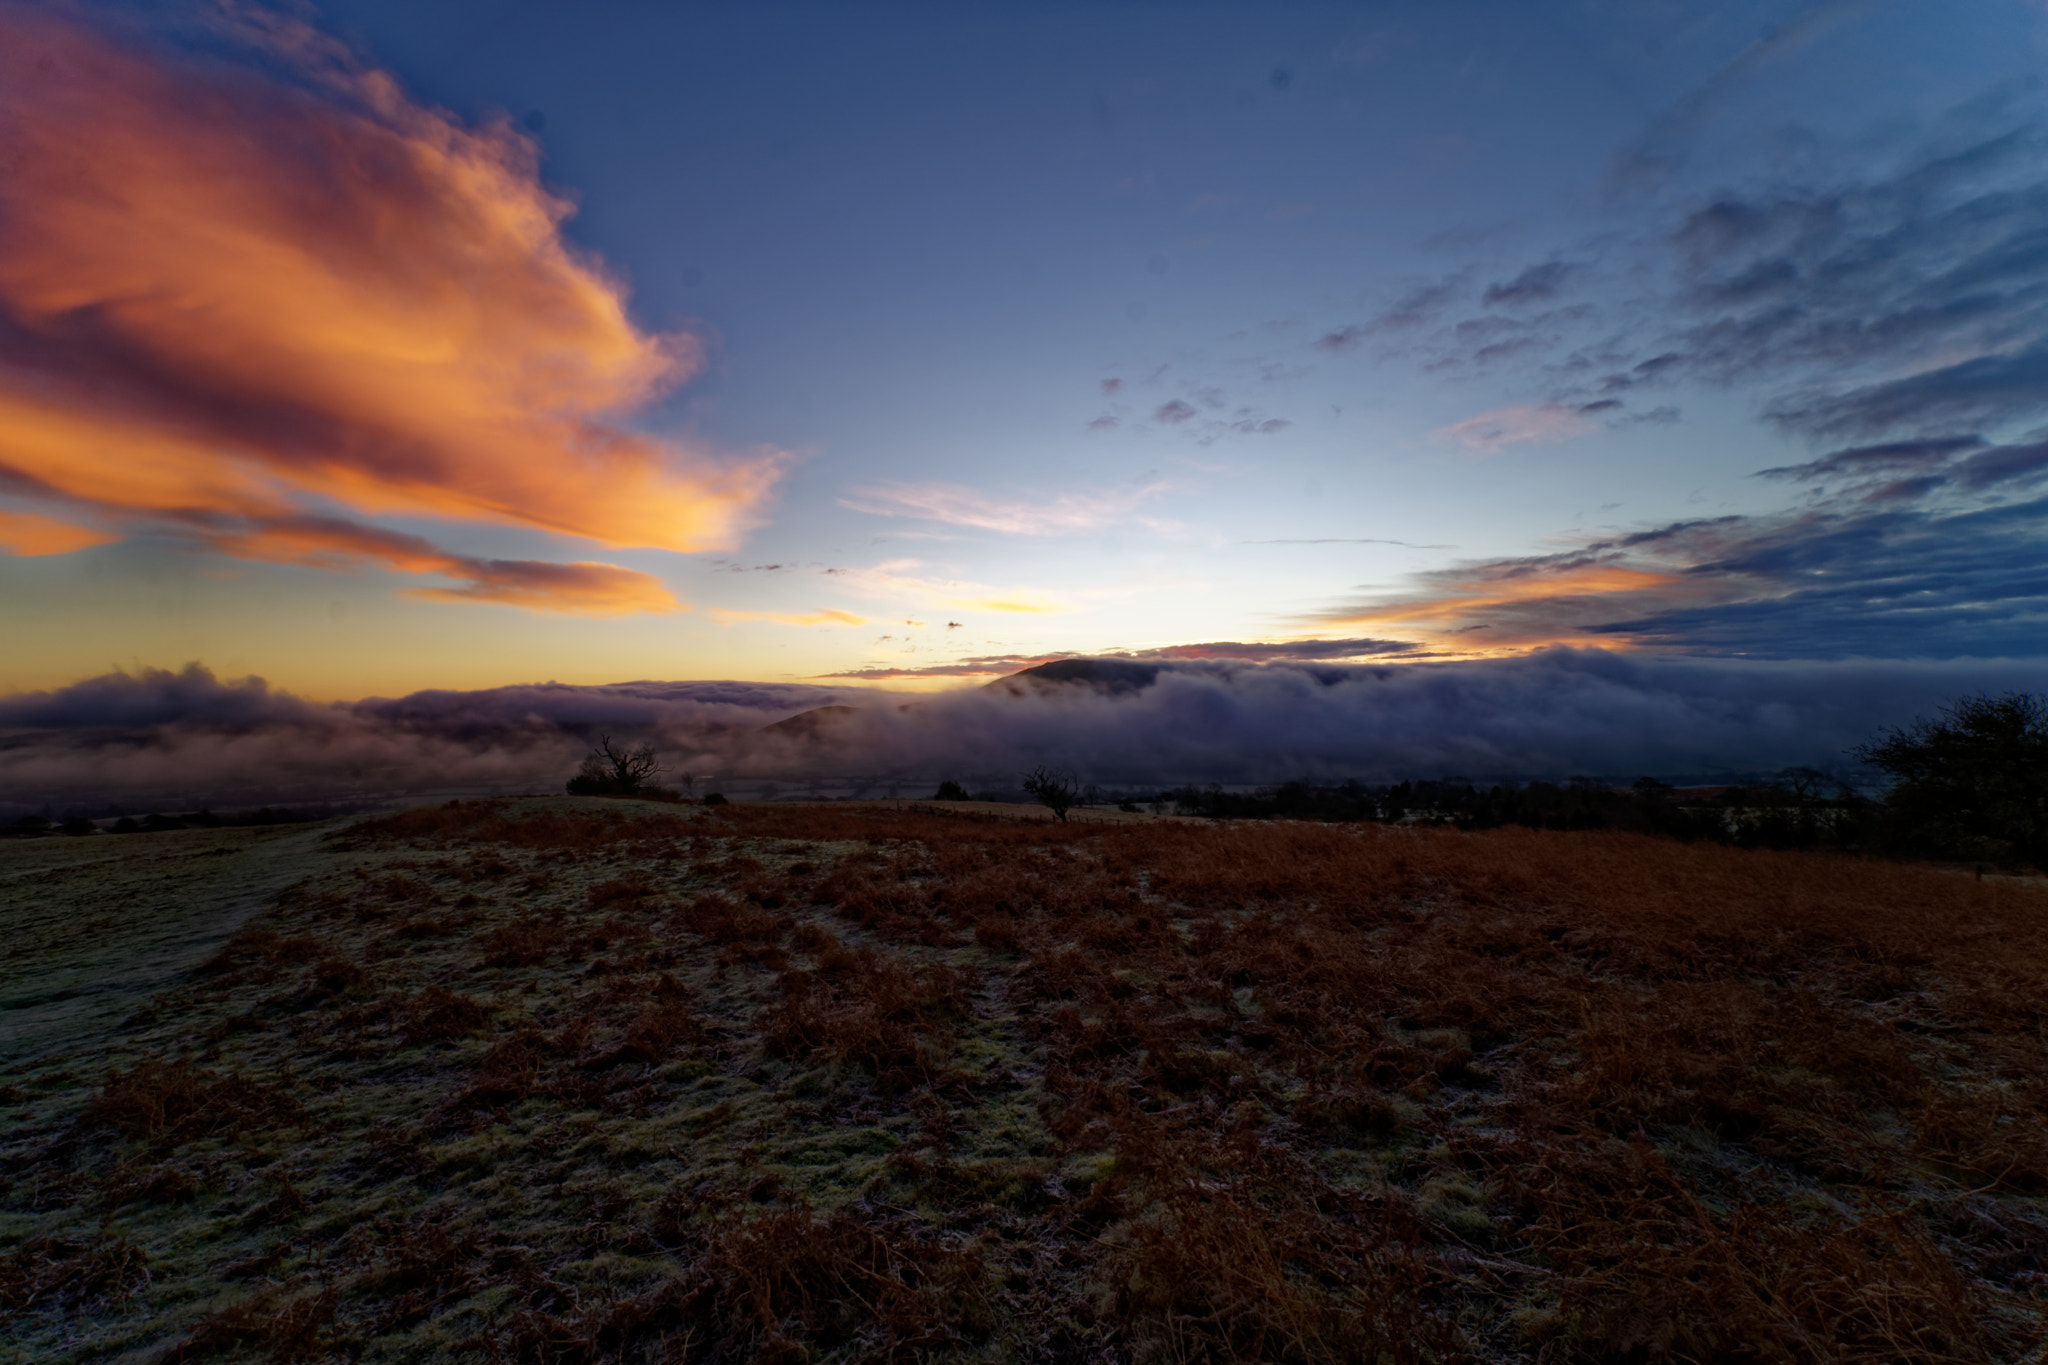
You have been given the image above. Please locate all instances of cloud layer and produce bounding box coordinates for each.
[0,665,869,812]
[1299,109,2048,660]
[8,652,2042,812]
[0,8,777,611]
[1309,435,2048,659]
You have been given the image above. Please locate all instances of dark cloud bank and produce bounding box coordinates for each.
[6,653,2044,815]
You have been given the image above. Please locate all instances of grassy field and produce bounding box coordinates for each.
[2,797,2044,1363]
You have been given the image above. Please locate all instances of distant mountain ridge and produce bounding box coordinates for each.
[982,657,1163,695]
[756,659,1165,739]
[759,704,864,738]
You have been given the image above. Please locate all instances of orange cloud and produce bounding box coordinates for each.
[404,563,680,616]
[0,10,778,610]
[0,510,116,557]
[1306,559,1691,653]
[208,516,680,615]
[708,608,869,627]
[966,598,1064,614]
[826,560,1074,616]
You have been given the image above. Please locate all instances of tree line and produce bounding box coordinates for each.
[1144,693,2048,869]
[556,693,2048,871]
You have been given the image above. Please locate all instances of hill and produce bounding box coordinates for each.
[982,657,1163,696]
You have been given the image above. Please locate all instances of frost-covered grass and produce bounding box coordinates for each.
[3,797,2044,1362]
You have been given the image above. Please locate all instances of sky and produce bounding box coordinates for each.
[4,0,2048,771]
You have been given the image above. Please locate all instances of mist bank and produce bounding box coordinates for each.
[0,670,878,816]
[3,650,2043,815]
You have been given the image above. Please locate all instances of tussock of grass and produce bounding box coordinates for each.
[2,797,2044,1361]
[0,1235,151,1315]
[79,1059,305,1147]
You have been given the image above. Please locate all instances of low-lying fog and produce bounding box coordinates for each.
[4,649,2043,816]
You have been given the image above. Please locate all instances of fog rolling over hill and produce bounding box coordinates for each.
[4,650,2045,814]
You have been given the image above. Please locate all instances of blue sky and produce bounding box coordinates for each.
[4,0,2047,698]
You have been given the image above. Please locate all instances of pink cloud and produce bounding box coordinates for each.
[1430,404,1595,453]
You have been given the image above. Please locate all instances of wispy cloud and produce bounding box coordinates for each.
[0,509,117,557]
[0,10,781,612]
[1306,559,1682,651]
[1312,326,1365,353]
[840,480,1174,536]
[964,597,1063,614]
[1610,1,1869,193]
[1585,121,2048,440]
[822,559,1071,617]
[708,608,868,627]
[206,516,682,614]
[1247,537,1454,549]
[1482,261,1576,306]
[1430,404,1595,453]
[1129,390,1290,442]
[818,636,1427,681]
[1381,276,1467,326]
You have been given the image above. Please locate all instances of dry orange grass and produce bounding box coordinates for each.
[6,798,2042,1363]
[694,807,2048,1361]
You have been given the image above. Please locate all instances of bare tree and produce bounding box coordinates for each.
[1022,765,1081,822]
[567,733,662,796]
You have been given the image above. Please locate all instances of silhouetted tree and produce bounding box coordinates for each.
[1022,766,1081,822]
[1857,692,2048,868]
[567,734,663,796]
[931,780,970,801]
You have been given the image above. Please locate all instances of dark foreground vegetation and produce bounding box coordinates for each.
[3,798,2043,1362]
[1154,692,2048,871]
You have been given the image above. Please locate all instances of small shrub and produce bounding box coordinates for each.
[397,986,491,1041]
[480,920,563,968]
[0,1236,151,1314]
[173,1283,338,1362]
[101,1162,201,1209]
[80,1059,303,1147]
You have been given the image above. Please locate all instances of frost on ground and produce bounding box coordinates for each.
[2,797,2044,1362]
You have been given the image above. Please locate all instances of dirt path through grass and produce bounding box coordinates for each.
[0,823,350,1066]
